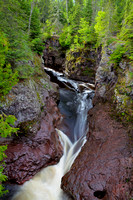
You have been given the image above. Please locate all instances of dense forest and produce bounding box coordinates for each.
[0,0,133,196]
[0,0,132,94]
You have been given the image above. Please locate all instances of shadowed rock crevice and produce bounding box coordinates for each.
[94,190,107,199]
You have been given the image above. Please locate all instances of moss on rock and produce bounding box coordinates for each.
[65,47,97,82]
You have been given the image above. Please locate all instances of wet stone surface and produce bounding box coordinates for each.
[61,103,133,200]
[3,97,63,185]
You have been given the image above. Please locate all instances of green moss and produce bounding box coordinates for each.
[18,119,39,135]
[75,57,82,63]
[36,92,41,102]
[82,68,95,76]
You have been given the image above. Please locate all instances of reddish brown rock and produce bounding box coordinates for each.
[61,103,133,200]
[4,97,63,184]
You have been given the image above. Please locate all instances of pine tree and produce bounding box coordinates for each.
[0,32,18,97]
[83,0,92,25]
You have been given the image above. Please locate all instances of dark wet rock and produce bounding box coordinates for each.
[61,103,133,200]
[65,48,99,83]
[43,36,66,72]
[43,37,102,83]
[4,97,63,184]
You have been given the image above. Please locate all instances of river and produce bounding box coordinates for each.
[12,67,94,200]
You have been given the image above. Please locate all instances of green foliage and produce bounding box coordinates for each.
[0,63,18,96]
[0,32,18,97]
[78,18,97,45]
[106,37,117,46]
[0,32,8,66]
[30,7,41,39]
[42,20,55,40]
[59,25,73,48]
[0,113,18,197]
[15,64,35,79]
[109,44,127,65]
[94,11,107,45]
[0,0,32,64]
[47,0,66,34]
[119,2,133,61]
[59,17,96,49]
[15,53,43,79]
[7,32,32,65]
[31,38,44,55]
[0,114,18,137]
[69,3,82,33]
[83,0,92,25]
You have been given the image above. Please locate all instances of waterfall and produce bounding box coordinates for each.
[12,68,94,200]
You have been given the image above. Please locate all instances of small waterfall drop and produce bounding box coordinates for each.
[12,67,95,200]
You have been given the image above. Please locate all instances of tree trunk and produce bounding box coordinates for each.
[28,0,35,34]
[66,0,68,20]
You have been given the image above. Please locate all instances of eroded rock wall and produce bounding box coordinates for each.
[61,103,133,200]
[0,72,63,184]
[61,44,133,200]
[43,36,66,71]
[64,47,100,83]
[43,37,101,83]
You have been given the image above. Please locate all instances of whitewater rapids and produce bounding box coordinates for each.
[12,130,86,200]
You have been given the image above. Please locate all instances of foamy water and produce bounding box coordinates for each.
[12,68,94,200]
[12,130,86,200]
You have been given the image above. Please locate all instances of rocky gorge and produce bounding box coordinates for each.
[0,36,133,200]
[0,68,63,199]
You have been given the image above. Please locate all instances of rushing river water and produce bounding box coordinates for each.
[12,68,95,200]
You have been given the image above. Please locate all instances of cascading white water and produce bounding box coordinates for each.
[73,90,93,141]
[12,130,86,200]
[12,68,94,200]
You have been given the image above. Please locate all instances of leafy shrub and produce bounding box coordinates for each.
[42,20,55,41]
[0,32,18,97]
[106,37,117,46]
[110,44,127,65]
[16,54,43,79]
[59,25,73,48]
[78,18,97,46]
[16,64,35,79]
[94,11,107,45]
[119,2,133,62]
[33,54,43,76]
[30,7,41,39]
[31,38,44,55]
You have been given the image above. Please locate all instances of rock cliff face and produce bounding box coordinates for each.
[61,103,133,200]
[0,72,63,184]
[43,36,66,71]
[43,37,101,83]
[61,44,133,200]
[64,47,100,83]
